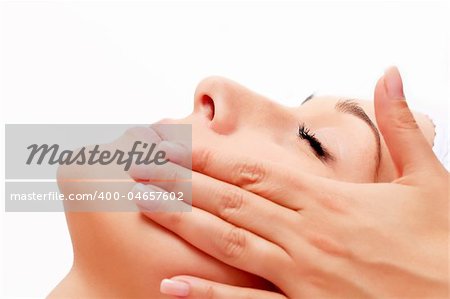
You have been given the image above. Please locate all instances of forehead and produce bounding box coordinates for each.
[299,95,376,125]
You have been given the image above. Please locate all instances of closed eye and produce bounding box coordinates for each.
[298,123,334,162]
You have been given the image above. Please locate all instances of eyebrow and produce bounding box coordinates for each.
[335,99,381,178]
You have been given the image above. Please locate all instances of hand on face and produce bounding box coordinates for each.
[130,67,449,298]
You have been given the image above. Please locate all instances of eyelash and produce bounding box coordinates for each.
[297,124,332,161]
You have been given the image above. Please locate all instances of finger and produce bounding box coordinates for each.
[131,141,353,222]
[149,122,192,168]
[374,66,440,178]
[131,160,302,247]
[190,172,301,247]
[129,142,314,211]
[130,159,191,182]
[134,184,292,282]
[124,125,192,169]
[132,162,302,248]
[134,174,300,247]
[146,170,301,247]
[129,155,192,204]
[132,183,191,212]
[160,276,287,299]
[191,146,333,208]
[158,140,192,169]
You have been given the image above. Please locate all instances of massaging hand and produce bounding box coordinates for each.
[131,67,449,298]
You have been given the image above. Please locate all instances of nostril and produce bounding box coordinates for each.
[201,95,215,121]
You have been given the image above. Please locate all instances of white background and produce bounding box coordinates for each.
[0,1,448,298]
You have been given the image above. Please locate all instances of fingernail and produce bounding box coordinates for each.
[160,278,190,297]
[158,141,189,165]
[132,183,161,211]
[384,66,404,99]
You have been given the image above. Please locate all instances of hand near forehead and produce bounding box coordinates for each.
[131,67,449,298]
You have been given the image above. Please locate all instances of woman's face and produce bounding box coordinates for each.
[58,76,433,298]
[172,76,410,183]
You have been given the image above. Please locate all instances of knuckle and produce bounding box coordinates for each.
[234,161,266,187]
[316,189,352,215]
[217,189,244,221]
[193,147,213,173]
[217,226,246,260]
[391,100,419,130]
[166,211,184,227]
[162,166,179,189]
[205,284,215,299]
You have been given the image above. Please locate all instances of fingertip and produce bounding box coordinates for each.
[373,66,438,177]
[384,66,405,100]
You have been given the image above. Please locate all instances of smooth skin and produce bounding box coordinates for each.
[51,67,439,298]
[132,67,449,298]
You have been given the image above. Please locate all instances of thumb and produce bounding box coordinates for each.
[374,66,438,178]
[160,276,287,299]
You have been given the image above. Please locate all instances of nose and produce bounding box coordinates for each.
[193,76,281,134]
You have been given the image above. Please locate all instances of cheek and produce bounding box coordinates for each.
[58,137,270,296]
[335,136,377,183]
[184,120,333,180]
[315,125,378,183]
[238,135,332,178]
